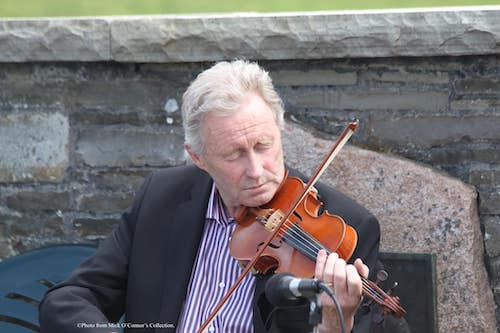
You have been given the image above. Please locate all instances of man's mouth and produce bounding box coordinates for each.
[246,183,266,191]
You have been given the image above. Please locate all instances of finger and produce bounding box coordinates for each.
[332,257,347,294]
[354,258,369,279]
[314,249,328,279]
[345,264,363,297]
[323,252,339,284]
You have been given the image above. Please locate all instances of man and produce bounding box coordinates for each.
[39,60,380,332]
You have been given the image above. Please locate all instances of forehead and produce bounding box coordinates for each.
[201,94,280,150]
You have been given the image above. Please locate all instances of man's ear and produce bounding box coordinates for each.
[184,144,206,171]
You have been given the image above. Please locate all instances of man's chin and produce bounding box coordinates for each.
[243,193,275,208]
[241,183,280,206]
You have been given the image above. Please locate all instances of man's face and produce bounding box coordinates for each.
[186,92,285,216]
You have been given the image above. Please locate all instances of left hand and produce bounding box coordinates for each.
[314,249,369,333]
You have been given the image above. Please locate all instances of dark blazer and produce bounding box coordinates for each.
[39,165,380,333]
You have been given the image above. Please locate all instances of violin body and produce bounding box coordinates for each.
[230,175,358,278]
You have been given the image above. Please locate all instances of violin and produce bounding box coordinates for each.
[197,120,405,333]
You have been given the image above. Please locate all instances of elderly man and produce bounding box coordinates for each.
[39,60,380,333]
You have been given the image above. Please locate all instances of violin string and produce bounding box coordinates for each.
[361,279,385,303]
[363,277,404,314]
[362,277,403,313]
[279,217,348,265]
[362,280,382,299]
[276,211,323,252]
[290,224,325,258]
[280,220,324,259]
[281,230,317,260]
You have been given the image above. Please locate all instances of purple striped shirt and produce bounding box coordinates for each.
[176,184,256,333]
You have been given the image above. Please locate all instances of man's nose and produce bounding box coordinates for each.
[246,152,264,179]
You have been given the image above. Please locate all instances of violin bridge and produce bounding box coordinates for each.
[264,209,284,233]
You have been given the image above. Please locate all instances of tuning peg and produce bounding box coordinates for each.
[375,270,388,286]
[386,281,399,295]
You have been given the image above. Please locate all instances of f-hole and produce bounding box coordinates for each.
[258,239,282,250]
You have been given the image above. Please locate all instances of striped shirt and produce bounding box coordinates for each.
[176,184,256,333]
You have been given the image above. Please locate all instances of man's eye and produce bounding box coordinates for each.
[225,151,241,161]
[256,142,273,151]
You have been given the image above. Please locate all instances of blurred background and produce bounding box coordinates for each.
[1,0,500,17]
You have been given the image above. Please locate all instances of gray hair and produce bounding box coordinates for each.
[182,60,285,155]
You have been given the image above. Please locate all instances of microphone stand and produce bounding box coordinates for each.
[309,293,323,328]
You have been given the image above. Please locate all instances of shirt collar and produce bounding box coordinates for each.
[206,183,234,227]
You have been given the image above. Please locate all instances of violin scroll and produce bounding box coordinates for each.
[361,270,406,318]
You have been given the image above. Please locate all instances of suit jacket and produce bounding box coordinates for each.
[39,165,380,333]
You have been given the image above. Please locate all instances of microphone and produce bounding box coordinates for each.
[265,273,322,306]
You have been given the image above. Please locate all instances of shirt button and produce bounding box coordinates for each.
[219,282,225,288]
[209,326,215,332]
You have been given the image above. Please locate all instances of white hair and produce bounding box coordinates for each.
[182,60,285,155]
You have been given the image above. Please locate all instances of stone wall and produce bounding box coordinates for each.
[0,6,499,331]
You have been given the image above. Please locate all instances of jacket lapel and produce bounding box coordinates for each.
[156,168,213,332]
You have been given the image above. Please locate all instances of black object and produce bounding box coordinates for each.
[379,252,437,333]
[0,245,97,333]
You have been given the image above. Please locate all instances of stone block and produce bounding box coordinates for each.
[455,78,500,94]
[6,190,71,212]
[7,214,64,237]
[484,216,500,258]
[451,98,500,111]
[70,109,143,126]
[73,217,121,239]
[428,143,500,165]
[479,190,500,215]
[90,170,150,192]
[489,257,500,290]
[282,122,497,333]
[494,285,500,306]
[470,167,500,187]
[76,126,185,167]
[375,70,449,84]
[284,89,448,111]
[77,192,134,214]
[270,69,357,86]
[367,116,500,148]
[0,222,14,258]
[0,214,65,256]
[0,112,69,183]
[0,18,110,61]
[0,81,66,109]
[67,80,168,111]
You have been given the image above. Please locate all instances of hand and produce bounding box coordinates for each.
[314,249,369,333]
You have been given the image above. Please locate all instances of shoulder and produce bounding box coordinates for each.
[146,164,211,192]
[133,164,212,208]
[287,167,373,223]
[149,164,209,186]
